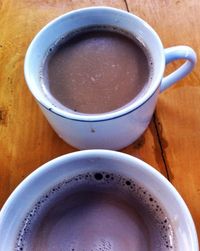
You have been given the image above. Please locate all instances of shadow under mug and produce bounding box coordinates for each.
[24,7,197,150]
[0,150,198,250]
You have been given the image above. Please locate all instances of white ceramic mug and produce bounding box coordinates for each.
[24,7,197,150]
[0,150,198,250]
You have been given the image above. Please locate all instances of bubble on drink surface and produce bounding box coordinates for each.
[15,171,175,251]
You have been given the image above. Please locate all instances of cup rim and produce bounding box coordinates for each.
[24,6,165,122]
[0,150,198,250]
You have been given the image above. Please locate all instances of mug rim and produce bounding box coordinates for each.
[0,150,198,250]
[24,6,165,122]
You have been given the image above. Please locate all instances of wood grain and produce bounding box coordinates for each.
[127,0,200,241]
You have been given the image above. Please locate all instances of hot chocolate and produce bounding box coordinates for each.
[41,26,152,114]
[16,172,175,251]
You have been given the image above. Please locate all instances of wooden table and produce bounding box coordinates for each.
[0,0,199,245]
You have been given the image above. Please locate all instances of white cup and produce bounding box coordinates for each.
[0,150,198,250]
[24,7,197,150]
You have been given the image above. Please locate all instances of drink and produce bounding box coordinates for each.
[41,26,152,114]
[24,7,197,149]
[16,171,175,251]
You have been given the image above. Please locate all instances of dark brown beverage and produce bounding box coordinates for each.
[16,172,175,251]
[41,26,152,114]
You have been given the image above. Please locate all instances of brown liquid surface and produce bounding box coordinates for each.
[17,172,175,251]
[43,28,150,114]
[30,190,150,251]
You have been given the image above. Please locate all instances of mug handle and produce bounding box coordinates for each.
[160,46,197,92]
